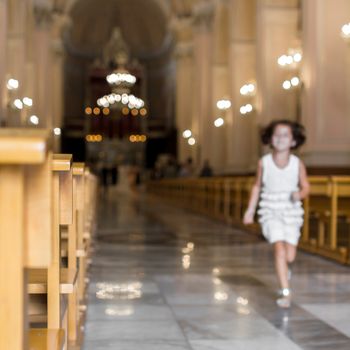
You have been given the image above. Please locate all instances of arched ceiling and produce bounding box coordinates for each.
[67,0,172,59]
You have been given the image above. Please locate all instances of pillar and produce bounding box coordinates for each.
[173,18,195,163]
[256,0,300,127]
[301,0,350,166]
[51,14,70,151]
[0,0,8,126]
[33,2,53,128]
[6,0,27,126]
[210,0,231,172]
[192,1,214,168]
[226,0,257,173]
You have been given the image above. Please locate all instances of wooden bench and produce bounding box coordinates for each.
[28,154,81,350]
[0,129,66,350]
[300,176,350,263]
[0,128,99,349]
[148,175,350,265]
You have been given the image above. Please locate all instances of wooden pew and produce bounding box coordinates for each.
[301,176,349,263]
[0,129,65,350]
[148,175,350,265]
[28,154,80,350]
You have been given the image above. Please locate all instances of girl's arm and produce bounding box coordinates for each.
[243,160,263,225]
[292,160,310,201]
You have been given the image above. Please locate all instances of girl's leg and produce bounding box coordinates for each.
[274,241,289,290]
[285,243,297,264]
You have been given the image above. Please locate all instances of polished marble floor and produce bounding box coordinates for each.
[83,190,350,350]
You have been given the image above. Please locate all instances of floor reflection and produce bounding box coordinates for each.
[83,190,350,350]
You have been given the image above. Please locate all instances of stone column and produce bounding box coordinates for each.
[173,18,195,163]
[33,2,53,128]
[192,1,214,168]
[226,0,257,173]
[51,14,70,152]
[6,0,27,126]
[210,0,231,172]
[301,0,350,166]
[0,0,8,126]
[256,0,299,127]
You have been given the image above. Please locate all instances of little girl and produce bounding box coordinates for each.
[243,120,310,308]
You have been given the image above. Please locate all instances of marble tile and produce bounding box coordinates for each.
[86,304,174,322]
[189,336,302,350]
[83,192,350,350]
[301,303,350,337]
[179,316,280,340]
[83,340,191,350]
[84,320,185,342]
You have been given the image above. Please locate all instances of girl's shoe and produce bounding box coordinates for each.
[276,288,291,308]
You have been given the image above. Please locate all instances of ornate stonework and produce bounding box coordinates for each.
[192,1,215,31]
[33,3,53,29]
[175,41,194,58]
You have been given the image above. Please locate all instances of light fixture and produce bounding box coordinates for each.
[290,76,300,87]
[98,28,146,113]
[7,78,19,90]
[129,134,147,143]
[217,99,231,110]
[282,77,300,90]
[85,107,92,115]
[106,72,136,87]
[86,134,103,142]
[97,93,145,110]
[282,80,292,90]
[13,99,23,110]
[240,104,253,115]
[182,129,192,138]
[188,137,196,146]
[341,23,350,40]
[53,127,61,136]
[214,117,224,127]
[29,115,39,125]
[277,49,302,68]
[22,97,33,107]
[240,82,256,96]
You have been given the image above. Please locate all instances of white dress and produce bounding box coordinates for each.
[257,153,304,246]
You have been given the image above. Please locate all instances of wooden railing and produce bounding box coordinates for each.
[0,129,98,350]
[147,176,350,264]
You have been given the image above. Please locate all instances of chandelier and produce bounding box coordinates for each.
[97,28,144,111]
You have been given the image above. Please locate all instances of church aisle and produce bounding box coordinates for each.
[83,191,350,350]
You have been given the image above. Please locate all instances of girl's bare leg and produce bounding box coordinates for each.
[285,243,297,264]
[274,241,289,289]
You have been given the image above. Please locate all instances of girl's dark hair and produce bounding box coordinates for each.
[261,119,306,150]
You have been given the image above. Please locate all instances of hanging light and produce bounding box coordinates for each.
[106,72,137,87]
